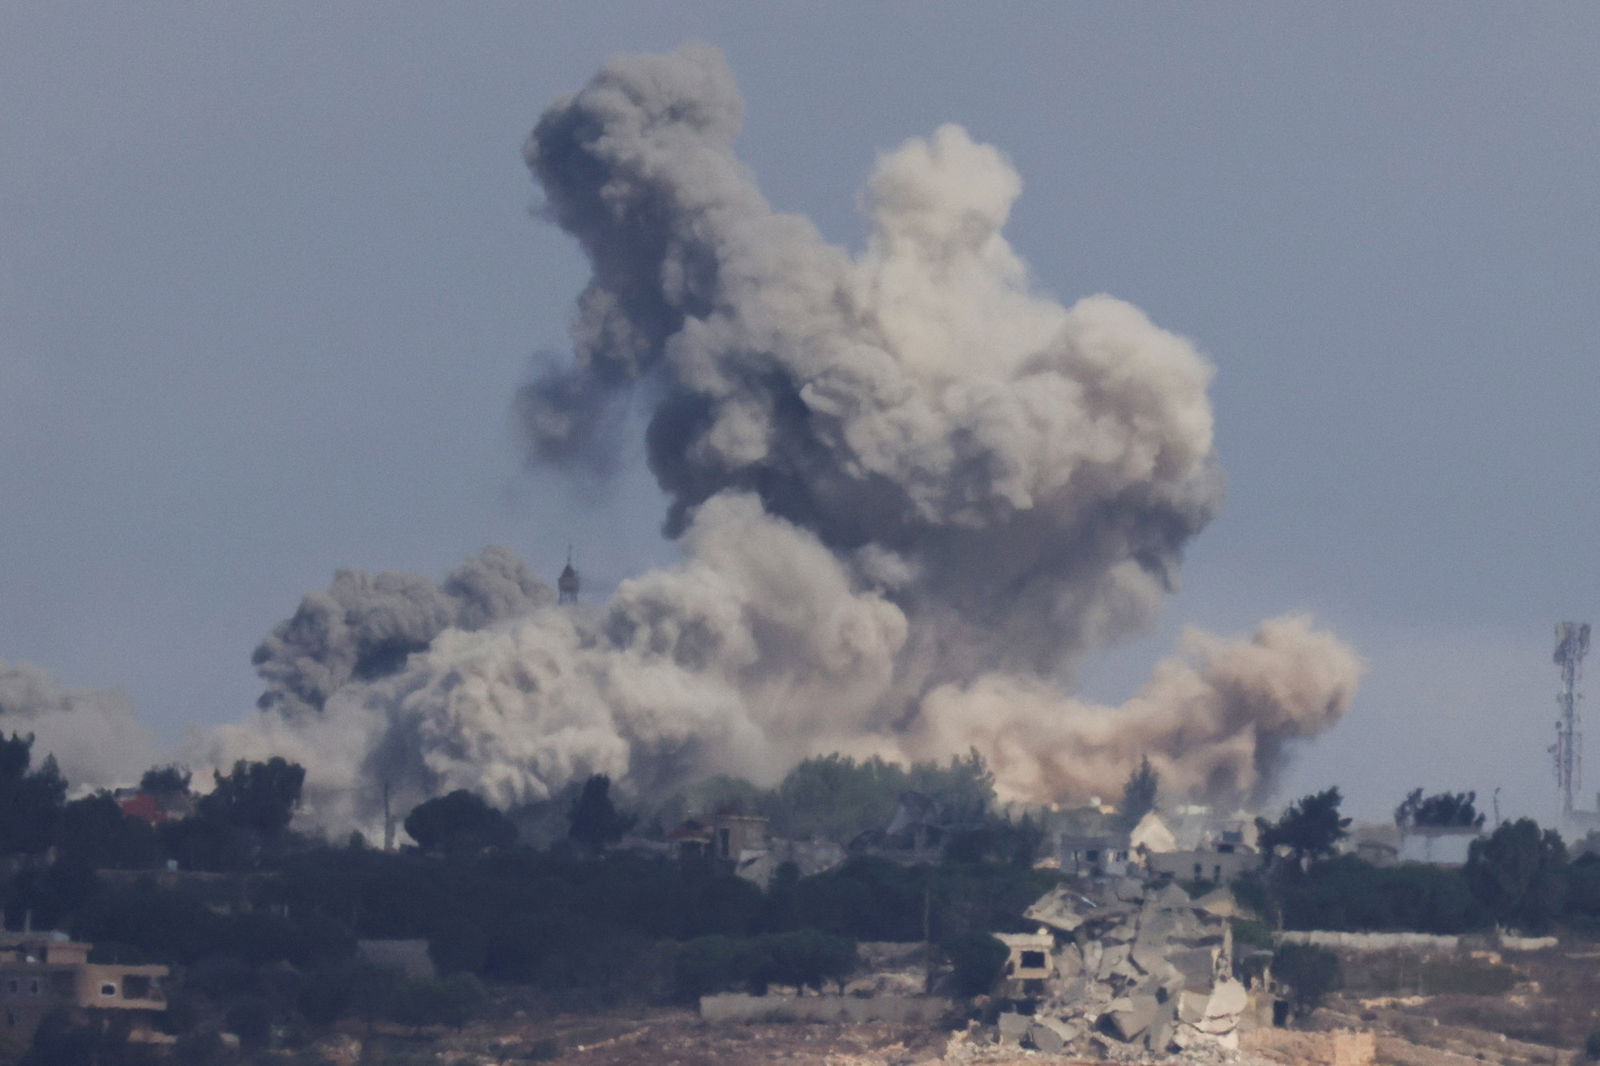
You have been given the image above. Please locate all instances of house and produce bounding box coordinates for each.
[1344,823,1401,867]
[1130,808,1258,884]
[1056,834,1133,878]
[670,809,770,869]
[0,932,170,1055]
[1144,848,1258,885]
[114,787,195,827]
[1396,827,1479,866]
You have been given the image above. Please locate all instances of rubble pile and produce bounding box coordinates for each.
[993,878,1257,1056]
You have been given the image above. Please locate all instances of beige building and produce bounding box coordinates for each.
[670,809,770,867]
[0,932,169,1056]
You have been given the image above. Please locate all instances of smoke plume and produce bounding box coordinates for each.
[251,546,552,719]
[0,660,156,788]
[209,44,1361,827]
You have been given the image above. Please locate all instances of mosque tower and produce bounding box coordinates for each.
[558,547,580,606]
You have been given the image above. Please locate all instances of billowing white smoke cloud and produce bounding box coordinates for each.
[209,44,1362,828]
[0,660,156,788]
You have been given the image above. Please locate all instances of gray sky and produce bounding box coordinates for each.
[4,4,1599,825]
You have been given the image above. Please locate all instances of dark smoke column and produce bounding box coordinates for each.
[201,44,1361,829]
[522,44,1224,686]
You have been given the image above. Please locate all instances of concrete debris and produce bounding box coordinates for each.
[997,1011,1032,1044]
[991,879,1265,1058]
[1107,994,1159,1040]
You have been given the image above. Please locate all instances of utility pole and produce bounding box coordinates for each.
[382,778,395,851]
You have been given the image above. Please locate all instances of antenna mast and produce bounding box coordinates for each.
[1552,621,1590,818]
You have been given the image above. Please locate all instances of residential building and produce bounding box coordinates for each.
[0,932,169,1056]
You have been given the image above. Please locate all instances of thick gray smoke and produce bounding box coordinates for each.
[0,660,155,788]
[207,44,1362,828]
[251,546,553,718]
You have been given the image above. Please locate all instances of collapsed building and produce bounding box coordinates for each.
[991,878,1265,1056]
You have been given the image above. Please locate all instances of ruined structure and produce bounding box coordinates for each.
[0,932,169,1055]
[992,879,1262,1055]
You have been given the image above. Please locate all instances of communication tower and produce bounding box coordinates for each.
[1552,621,1589,818]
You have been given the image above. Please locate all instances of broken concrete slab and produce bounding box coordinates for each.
[1104,921,1137,943]
[999,877,1260,1054]
[1129,937,1168,975]
[1191,885,1242,917]
[1096,943,1131,981]
[1109,957,1143,984]
[1033,1016,1078,1046]
[997,1011,1031,1046]
[1150,881,1192,909]
[1167,946,1218,991]
[1079,902,1138,927]
[1149,1009,1177,1053]
[1177,988,1210,1025]
[1196,977,1248,1034]
[1029,1021,1064,1053]
[1080,938,1103,977]
[1024,887,1089,933]
[1164,911,1214,945]
[1107,993,1160,1040]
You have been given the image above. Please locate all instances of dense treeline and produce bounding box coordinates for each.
[674,749,996,842]
[12,727,1600,1063]
[1244,790,1600,936]
[0,731,1060,1061]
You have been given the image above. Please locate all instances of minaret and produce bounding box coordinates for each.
[558,546,580,606]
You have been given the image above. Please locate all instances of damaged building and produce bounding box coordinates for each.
[990,878,1267,1056]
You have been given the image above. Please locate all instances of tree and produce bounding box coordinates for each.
[224,996,274,1050]
[139,765,192,797]
[1272,943,1341,1016]
[199,757,305,840]
[0,734,67,855]
[1115,756,1160,834]
[906,749,997,825]
[404,790,516,853]
[568,775,634,851]
[56,793,162,869]
[1257,787,1351,866]
[19,1010,101,1066]
[673,936,751,1001]
[762,931,857,994]
[1465,818,1568,933]
[428,915,490,976]
[390,973,486,1031]
[943,931,1009,997]
[160,811,256,872]
[1394,788,1485,831]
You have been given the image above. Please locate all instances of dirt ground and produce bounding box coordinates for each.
[318,942,1598,1066]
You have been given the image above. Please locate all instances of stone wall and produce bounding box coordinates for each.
[1279,931,1557,953]
[1244,1027,1376,1066]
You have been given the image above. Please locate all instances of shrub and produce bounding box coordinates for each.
[943,931,1008,998]
[224,996,274,1049]
[1231,918,1275,951]
[1273,943,1342,1016]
